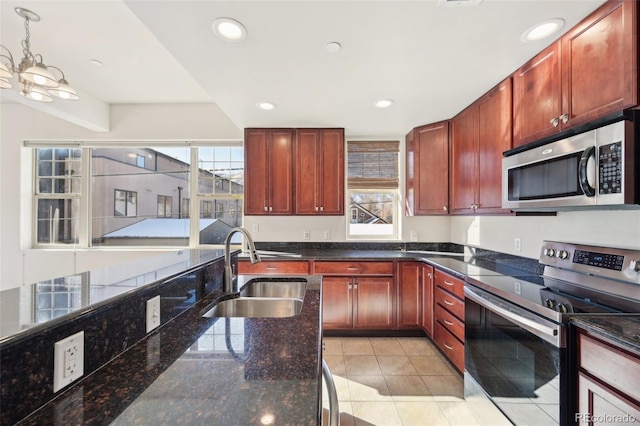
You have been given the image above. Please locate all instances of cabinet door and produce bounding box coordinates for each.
[562,0,638,129]
[477,78,512,214]
[397,262,422,329]
[413,121,450,215]
[513,43,562,147]
[294,129,320,214]
[421,264,434,338]
[244,129,293,215]
[268,129,294,214]
[354,277,395,329]
[295,129,344,215]
[450,104,478,214]
[577,372,640,426]
[322,276,353,329]
[244,129,270,215]
[318,129,344,215]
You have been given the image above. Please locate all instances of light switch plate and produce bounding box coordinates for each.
[146,295,161,333]
[53,331,84,392]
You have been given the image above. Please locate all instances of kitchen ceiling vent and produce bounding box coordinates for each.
[438,0,482,7]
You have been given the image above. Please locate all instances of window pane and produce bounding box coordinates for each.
[198,197,243,245]
[36,198,80,244]
[91,147,190,247]
[36,148,82,195]
[198,147,244,195]
[348,191,396,238]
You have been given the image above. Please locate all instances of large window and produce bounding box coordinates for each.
[31,143,243,248]
[346,141,400,240]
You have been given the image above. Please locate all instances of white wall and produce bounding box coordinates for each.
[0,103,242,291]
[450,210,640,259]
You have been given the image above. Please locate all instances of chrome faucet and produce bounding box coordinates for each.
[224,227,261,293]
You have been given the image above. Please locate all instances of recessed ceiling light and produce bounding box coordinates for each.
[374,99,394,109]
[212,17,247,42]
[521,18,565,42]
[256,102,276,111]
[325,42,342,53]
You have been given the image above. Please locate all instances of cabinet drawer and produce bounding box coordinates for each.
[434,287,464,321]
[579,333,640,402]
[435,304,464,342]
[434,321,464,373]
[237,260,309,275]
[434,269,464,299]
[312,261,394,276]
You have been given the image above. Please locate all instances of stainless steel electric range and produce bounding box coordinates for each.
[464,241,640,425]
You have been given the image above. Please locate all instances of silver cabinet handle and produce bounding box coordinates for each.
[354,284,358,289]
[315,206,319,212]
[550,117,559,127]
[444,299,454,306]
[320,206,324,212]
[347,266,359,271]
[443,343,454,351]
[264,206,268,211]
[444,319,454,326]
[265,266,278,270]
[560,113,569,124]
[443,280,455,286]
[443,206,448,211]
[269,206,273,212]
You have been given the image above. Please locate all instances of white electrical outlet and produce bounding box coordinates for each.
[410,231,418,242]
[146,295,161,333]
[514,237,522,252]
[323,230,331,240]
[53,331,84,392]
[303,230,310,240]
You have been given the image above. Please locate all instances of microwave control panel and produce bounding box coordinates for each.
[598,142,622,194]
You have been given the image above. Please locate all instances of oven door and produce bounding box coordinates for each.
[464,284,570,425]
[502,130,597,210]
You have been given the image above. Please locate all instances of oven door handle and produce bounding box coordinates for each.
[464,286,564,348]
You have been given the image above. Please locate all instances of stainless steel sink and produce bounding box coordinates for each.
[202,297,304,318]
[239,279,307,299]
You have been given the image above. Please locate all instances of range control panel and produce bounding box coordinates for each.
[540,241,640,283]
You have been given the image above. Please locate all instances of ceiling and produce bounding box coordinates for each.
[0,0,607,137]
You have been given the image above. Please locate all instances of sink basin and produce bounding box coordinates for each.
[203,297,304,318]
[239,279,307,299]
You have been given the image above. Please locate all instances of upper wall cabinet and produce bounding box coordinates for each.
[295,128,345,215]
[244,128,294,215]
[451,78,513,215]
[405,121,449,215]
[513,0,638,147]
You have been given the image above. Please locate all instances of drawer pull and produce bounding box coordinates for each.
[443,299,454,306]
[443,343,454,351]
[266,266,278,270]
[347,267,359,271]
[443,319,454,326]
[443,280,455,286]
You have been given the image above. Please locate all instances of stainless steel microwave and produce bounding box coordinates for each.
[502,116,639,211]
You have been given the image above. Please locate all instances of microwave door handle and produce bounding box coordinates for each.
[578,146,596,197]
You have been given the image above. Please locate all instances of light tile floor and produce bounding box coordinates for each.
[322,337,512,426]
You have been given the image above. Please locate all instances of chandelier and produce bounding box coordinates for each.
[0,7,79,102]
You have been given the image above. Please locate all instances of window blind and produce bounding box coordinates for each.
[347,141,399,189]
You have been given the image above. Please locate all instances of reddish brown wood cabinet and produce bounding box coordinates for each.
[294,128,344,215]
[421,264,434,338]
[405,121,450,215]
[237,260,309,275]
[315,261,395,330]
[451,78,512,215]
[244,128,294,215]
[433,269,464,373]
[396,262,422,330]
[513,0,638,147]
[577,330,640,425]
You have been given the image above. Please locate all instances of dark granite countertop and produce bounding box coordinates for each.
[18,274,323,425]
[571,315,640,354]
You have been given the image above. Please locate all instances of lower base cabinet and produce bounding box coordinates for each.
[577,330,640,425]
[322,276,394,330]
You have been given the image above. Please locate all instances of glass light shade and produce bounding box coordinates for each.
[0,62,12,79]
[20,63,58,87]
[20,84,53,102]
[49,79,79,100]
[0,78,12,89]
